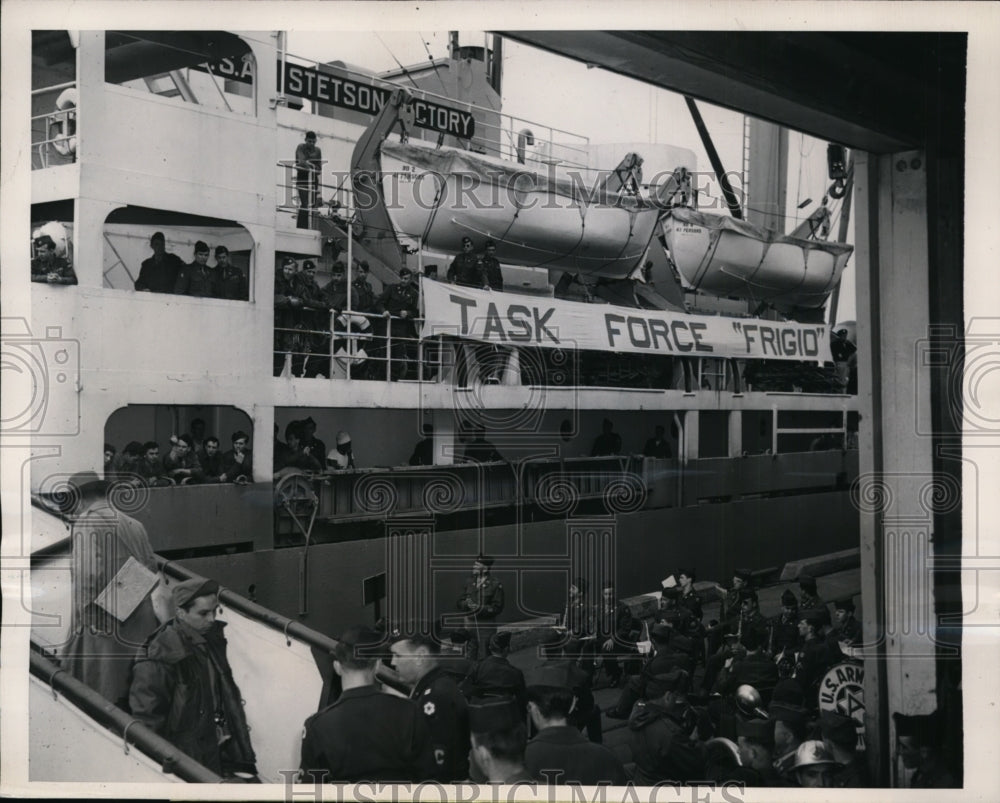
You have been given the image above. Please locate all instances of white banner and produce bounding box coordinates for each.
[420,280,832,362]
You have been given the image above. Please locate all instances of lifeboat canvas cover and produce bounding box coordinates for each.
[662,207,853,311]
[380,141,661,278]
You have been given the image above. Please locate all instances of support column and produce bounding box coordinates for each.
[856,150,939,785]
[680,411,698,462]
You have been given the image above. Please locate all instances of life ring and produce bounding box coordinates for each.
[49,88,77,157]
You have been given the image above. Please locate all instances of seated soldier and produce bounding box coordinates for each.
[628,668,705,785]
[595,580,639,687]
[162,434,202,484]
[220,430,253,483]
[199,436,224,483]
[713,627,779,706]
[468,697,533,784]
[464,632,526,711]
[135,441,169,486]
[607,620,694,719]
[277,421,323,473]
[31,234,77,285]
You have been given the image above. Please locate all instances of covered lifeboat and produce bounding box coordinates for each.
[661,207,853,313]
[378,140,662,279]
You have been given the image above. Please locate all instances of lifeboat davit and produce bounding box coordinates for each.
[379,140,662,279]
[662,207,853,312]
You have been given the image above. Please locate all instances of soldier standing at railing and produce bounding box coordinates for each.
[377,267,420,381]
[295,130,322,229]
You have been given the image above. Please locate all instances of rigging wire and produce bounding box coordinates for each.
[373,33,421,90]
[417,32,451,99]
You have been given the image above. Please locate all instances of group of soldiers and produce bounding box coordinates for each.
[297,560,888,788]
[274,256,421,380]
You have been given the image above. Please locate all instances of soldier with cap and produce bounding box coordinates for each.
[60,471,165,708]
[675,568,703,624]
[627,668,705,785]
[214,245,248,301]
[798,574,831,627]
[377,267,420,380]
[274,256,307,376]
[31,233,77,284]
[298,417,327,467]
[607,621,693,719]
[791,740,838,787]
[448,236,485,288]
[175,240,219,297]
[769,589,801,658]
[299,625,436,782]
[457,554,505,659]
[465,631,526,709]
[389,626,470,782]
[295,130,323,229]
[480,240,504,291]
[769,683,811,782]
[524,664,627,785]
[894,710,955,788]
[130,578,258,779]
[795,608,835,704]
[829,596,863,653]
[821,710,869,787]
[468,696,533,783]
[736,717,786,786]
[135,231,184,293]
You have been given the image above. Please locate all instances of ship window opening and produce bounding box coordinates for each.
[30,203,77,286]
[102,206,253,299]
[32,31,78,170]
[105,31,255,117]
[104,404,255,486]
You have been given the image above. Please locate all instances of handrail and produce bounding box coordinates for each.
[29,646,223,783]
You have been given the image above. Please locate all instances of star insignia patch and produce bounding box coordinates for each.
[424,701,436,716]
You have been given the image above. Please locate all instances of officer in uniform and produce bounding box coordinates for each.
[31,234,77,285]
[447,236,485,288]
[299,625,435,782]
[376,267,420,380]
[389,625,470,782]
[457,554,505,660]
[769,588,801,659]
[829,596,863,653]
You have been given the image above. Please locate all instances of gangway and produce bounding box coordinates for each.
[26,499,403,784]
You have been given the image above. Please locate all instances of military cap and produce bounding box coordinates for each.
[302,259,316,271]
[793,740,838,769]
[771,679,806,708]
[769,701,809,726]
[66,470,109,495]
[281,256,297,268]
[738,589,759,606]
[172,577,219,608]
[34,234,56,249]
[781,588,798,607]
[474,554,495,567]
[399,267,413,277]
[800,608,827,628]
[737,717,775,747]
[194,240,210,254]
[389,619,443,652]
[645,668,691,699]
[214,244,229,256]
[468,696,522,733]
[833,596,856,613]
[525,663,572,691]
[820,710,858,748]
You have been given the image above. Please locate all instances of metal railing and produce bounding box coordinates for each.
[31,81,78,170]
[274,449,858,532]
